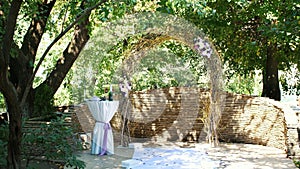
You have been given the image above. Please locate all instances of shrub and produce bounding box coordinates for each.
[33,85,56,118]
[22,116,85,169]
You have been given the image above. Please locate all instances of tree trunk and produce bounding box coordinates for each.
[6,102,22,169]
[262,44,281,101]
[10,48,35,118]
[37,1,91,99]
[0,54,23,169]
[17,0,56,118]
[0,79,22,169]
[0,1,23,168]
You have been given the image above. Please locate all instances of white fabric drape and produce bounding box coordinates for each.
[86,97,119,155]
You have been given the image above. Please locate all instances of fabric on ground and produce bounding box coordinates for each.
[122,147,220,169]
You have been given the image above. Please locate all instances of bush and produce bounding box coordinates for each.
[33,85,56,118]
[22,116,85,169]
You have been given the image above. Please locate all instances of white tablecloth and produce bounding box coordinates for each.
[86,97,119,155]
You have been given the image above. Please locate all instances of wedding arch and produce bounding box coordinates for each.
[75,12,224,147]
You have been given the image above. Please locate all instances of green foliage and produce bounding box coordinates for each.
[22,116,85,169]
[225,73,256,95]
[0,93,6,112]
[0,117,85,168]
[90,0,137,28]
[0,139,7,167]
[130,40,207,91]
[54,80,74,106]
[0,0,10,38]
[293,158,300,168]
[202,0,300,74]
[159,0,300,96]
[72,30,209,101]
[0,123,8,168]
[33,85,55,118]
[13,0,296,107]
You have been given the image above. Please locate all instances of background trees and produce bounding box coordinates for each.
[202,0,300,100]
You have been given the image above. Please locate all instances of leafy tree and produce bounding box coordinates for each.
[157,0,300,101]
[225,73,257,95]
[0,0,112,168]
[72,31,208,102]
[203,0,300,100]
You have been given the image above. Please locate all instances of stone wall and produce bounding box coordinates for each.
[118,87,289,151]
[218,93,287,150]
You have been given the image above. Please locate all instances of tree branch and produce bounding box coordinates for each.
[20,0,56,62]
[0,0,22,104]
[20,0,107,107]
[0,0,22,72]
[40,0,91,94]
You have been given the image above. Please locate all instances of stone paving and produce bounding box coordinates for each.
[67,141,296,169]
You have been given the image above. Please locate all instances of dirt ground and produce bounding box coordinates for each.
[65,141,297,169]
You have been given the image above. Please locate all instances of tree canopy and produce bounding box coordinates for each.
[157,0,300,100]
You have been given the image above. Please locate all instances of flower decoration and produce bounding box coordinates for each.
[119,79,132,97]
[194,37,212,58]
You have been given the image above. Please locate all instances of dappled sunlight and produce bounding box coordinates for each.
[68,9,297,169]
[204,143,294,169]
[69,142,295,169]
[74,11,224,146]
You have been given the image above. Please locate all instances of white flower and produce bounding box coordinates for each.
[194,37,212,58]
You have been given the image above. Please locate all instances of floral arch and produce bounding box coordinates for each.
[75,12,225,146]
